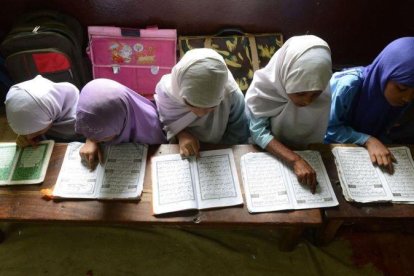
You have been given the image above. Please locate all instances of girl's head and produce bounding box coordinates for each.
[5,75,78,144]
[351,37,414,136]
[77,79,166,145]
[364,37,414,107]
[75,79,128,143]
[280,36,332,107]
[384,81,414,107]
[171,48,229,116]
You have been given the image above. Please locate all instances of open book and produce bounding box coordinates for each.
[332,146,414,203]
[0,140,54,185]
[151,149,243,215]
[53,142,147,199]
[240,151,338,213]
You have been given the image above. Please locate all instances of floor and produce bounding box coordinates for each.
[0,106,413,276]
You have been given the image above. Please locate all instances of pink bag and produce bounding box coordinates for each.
[88,26,177,100]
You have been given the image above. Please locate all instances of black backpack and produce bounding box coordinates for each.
[0,56,13,106]
[0,10,91,89]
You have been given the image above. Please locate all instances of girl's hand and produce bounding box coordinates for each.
[292,157,317,194]
[79,139,103,171]
[365,137,396,174]
[16,135,30,148]
[177,130,200,158]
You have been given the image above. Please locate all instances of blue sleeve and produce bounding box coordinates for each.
[220,90,250,144]
[246,108,274,149]
[325,74,371,145]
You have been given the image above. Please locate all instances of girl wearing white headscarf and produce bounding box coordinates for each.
[5,75,80,147]
[155,48,249,157]
[245,35,332,193]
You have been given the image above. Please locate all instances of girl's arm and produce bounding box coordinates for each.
[221,90,250,144]
[248,108,317,193]
[325,78,370,145]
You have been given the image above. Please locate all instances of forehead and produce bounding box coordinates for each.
[391,81,414,88]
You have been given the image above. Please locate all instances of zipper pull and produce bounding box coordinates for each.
[68,69,74,79]
[32,26,40,33]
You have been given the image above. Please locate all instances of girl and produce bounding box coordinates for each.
[154,48,249,157]
[75,78,167,169]
[5,75,80,147]
[325,37,414,173]
[245,35,332,193]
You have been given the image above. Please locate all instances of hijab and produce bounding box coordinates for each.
[75,78,166,145]
[5,75,79,139]
[245,35,332,149]
[154,48,240,142]
[350,37,414,136]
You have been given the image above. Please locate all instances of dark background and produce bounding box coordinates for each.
[0,0,412,66]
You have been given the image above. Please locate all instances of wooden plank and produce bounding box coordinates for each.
[310,144,414,243]
[0,143,322,227]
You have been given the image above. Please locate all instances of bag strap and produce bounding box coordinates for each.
[204,37,212,48]
[247,34,260,71]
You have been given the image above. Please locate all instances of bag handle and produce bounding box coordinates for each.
[120,26,159,37]
[16,10,65,24]
[214,28,245,36]
[121,28,141,37]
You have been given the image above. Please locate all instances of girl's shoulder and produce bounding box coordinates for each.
[332,67,364,81]
[332,67,363,85]
[331,67,364,95]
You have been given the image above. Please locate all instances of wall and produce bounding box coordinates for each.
[0,0,413,65]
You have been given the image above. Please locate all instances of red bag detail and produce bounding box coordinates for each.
[32,53,70,73]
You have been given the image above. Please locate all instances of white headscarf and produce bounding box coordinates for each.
[155,48,240,142]
[245,35,332,149]
[5,75,79,139]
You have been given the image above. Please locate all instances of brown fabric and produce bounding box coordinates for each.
[0,224,381,275]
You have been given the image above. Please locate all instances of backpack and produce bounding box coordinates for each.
[87,26,177,100]
[0,10,91,89]
[0,56,13,106]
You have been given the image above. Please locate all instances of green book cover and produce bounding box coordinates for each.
[0,140,54,185]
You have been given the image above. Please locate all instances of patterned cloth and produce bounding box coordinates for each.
[179,33,283,93]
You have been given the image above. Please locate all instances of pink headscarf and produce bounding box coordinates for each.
[76,79,166,145]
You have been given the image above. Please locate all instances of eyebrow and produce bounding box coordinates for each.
[398,85,408,91]
[184,99,217,109]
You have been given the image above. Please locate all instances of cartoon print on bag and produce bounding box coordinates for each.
[136,46,156,65]
[109,42,133,63]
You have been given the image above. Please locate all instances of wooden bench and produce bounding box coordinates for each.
[0,143,323,251]
[312,144,414,244]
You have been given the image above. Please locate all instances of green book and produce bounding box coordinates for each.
[0,140,54,185]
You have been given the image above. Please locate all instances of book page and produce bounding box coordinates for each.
[381,147,414,202]
[53,142,100,198]
[287,151,338,209]
[0,143,20,185]
[332,147,393,203]
[0,140,54,185]
[97,143,147,199]
[195,149,243,210]
[241,152,294,213]
[151,154,197,214]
